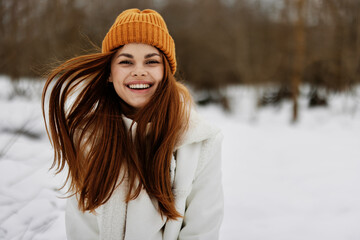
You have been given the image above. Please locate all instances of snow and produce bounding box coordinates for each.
[1,76,360,239]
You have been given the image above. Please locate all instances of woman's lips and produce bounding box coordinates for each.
[127,83,151,89]
[125,81,154,92]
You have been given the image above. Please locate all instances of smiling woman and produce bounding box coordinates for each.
[42,8,223,240]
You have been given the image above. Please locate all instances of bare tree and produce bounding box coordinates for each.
[292,0,306,122]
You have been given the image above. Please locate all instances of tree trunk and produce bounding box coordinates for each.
[292,0,305,122]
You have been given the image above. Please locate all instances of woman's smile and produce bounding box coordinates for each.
[125,80,154,91]
[127,83,151,90]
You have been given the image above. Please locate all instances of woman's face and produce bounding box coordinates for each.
[110,43,164,109]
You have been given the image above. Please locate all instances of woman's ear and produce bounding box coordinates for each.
[108,73,113,82]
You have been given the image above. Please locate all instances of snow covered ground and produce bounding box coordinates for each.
[1,76,359,240]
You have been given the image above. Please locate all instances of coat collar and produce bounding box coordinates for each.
[121,109,220,149]
[176,109,220,149]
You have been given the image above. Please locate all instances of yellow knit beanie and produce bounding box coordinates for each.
[102,8,176,74]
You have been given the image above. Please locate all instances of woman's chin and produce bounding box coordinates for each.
[126,99,149,109]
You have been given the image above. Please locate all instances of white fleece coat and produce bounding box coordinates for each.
[65,110,224,240]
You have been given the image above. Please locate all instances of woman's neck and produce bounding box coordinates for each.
[119,98,138,120]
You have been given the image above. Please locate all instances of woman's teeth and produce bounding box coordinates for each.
[128,84,150,89]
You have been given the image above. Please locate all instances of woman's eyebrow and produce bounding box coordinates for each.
[145,53,160,58]
[117,53,133,58]
[117,53,160,59]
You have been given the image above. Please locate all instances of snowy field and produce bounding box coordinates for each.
[0,76,359,240]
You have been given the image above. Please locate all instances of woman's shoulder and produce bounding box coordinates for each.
[175,109,223,189]
[176,109,222,149]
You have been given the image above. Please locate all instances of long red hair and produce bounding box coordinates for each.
[42,48,192,220]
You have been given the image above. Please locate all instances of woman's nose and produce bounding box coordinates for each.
[131,66,147,77]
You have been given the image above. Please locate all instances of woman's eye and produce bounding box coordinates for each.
[146,60,160,64]
[119,60,132,65]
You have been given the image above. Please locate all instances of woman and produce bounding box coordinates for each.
[42,8,223,240]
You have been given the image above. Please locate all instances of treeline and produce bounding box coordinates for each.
[1,0,360,116]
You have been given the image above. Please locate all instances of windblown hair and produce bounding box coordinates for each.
[42,48,192,220]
